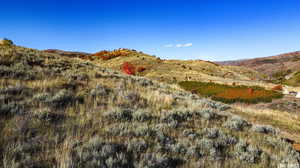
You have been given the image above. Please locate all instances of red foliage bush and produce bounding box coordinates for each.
[137,66,146,73]
[272,85,283,91]
[122,62,136,75]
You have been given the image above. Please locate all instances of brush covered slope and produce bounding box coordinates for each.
[1,45,300,168]
[46,48,265,84]
[218,51,300,86]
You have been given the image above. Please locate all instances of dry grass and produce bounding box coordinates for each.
[231,104,300,142]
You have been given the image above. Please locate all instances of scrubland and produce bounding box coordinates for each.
[0,45,299,167]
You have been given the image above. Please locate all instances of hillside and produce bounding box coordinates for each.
[217,51,300,86]
[1,44,300,167]
[45,48,267,86]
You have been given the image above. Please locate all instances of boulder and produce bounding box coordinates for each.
[283,89,290,95]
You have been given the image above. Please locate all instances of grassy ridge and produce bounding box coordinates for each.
[179,81,283,104]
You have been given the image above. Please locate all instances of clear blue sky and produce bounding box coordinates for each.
[1,0,300,61]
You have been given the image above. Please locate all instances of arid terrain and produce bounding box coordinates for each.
[0,41,299,168]
[217,51,300,86]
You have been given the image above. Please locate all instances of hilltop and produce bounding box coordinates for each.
[45,48,266,86]
[0,44,299,167]
[217,51,300,86]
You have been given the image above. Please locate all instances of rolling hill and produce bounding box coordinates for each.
[1,43,299,167]
[45,48,267,87]
[217,51,300,86]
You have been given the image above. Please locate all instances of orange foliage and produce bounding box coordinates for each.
[93,49,131,60]
[121,62,136,75]
[215,88,272,100]
[272,85,283,91]
[293,143,300,152]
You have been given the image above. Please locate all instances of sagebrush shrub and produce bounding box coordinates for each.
[33,92,52,102]
[137,153,183,168]
[0,84,26,95]
[46,89,74,108]
[126,138,148,153]
[182,129,199,139]
[90,84,111,97]
[251,124,278,135]
[104,108,133,121]
[71,137,133,168]
[132,109,153,122]
[224,116,250,131]
[0,102,22,116]
[3,141,41,168]
[195,108,219,120]
[235,141,262,163]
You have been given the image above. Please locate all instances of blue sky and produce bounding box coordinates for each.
[1,0,300,61]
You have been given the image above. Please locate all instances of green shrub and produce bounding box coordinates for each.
[71,137,133,168]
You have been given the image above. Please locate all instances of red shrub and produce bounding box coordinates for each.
[93,49,130,60]
[137,66,146,72]
[122,62,136,75]
[272,85,283,91]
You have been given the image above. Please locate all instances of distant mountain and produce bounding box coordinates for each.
[44,49,91,59]
[217,51,300,86]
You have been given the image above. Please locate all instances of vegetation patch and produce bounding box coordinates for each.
[121,62,136,75]
[179,81,283,104]
[284,71,300,86]
[92,49,131,60]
